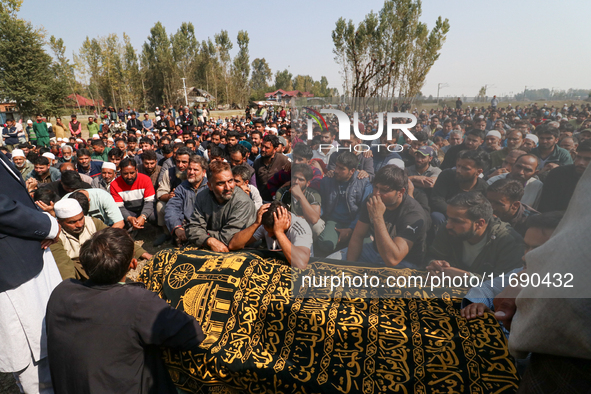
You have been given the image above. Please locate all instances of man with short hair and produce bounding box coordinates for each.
[165,156,209,246]
[91,162,117,192]
[58,144,75,164]
[487,179,539,237]
[76,148,102,177]
[126,112,142,134]
[487,154,543,209]
[33,115,50,148]
[232,165,263,210]
[109,158,155,232]
[2,119,19,152]
[316,152,373,257]
[442,130,463,154]
[530,126,573,169]
[328,165,429,268]
[489,129,524,168]
[25,156,61,184]
[185,161,256,251]
[87,117,100,138]
[538,139,591,212]
[229,202,313,268]
[426,191,524,278]
[46,227,204,394]
[253,135,289,202]
[90,139,111,162]
[440,129,485,170]
[50,199,150,281]
[138,150,161,191]
[312,129,338,164]
[430,149,489,224]
[275,163,323,237]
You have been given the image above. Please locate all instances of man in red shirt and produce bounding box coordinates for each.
[109,158,155,234]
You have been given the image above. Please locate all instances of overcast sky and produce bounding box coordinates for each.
[19,0,591,97]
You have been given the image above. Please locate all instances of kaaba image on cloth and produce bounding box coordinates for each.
[139,247,519,393]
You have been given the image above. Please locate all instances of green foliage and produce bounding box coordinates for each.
[0,13,66,116]
[274,69,293,91]
[332,0,449,109]
[231,30,250,107]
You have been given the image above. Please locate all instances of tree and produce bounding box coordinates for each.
[49,36,79,114]
[0,12,63,116]
[332,0,449,110]
[231,30,250,107]
[214,30,233,105]
[172,22,198,80]
[250,58,272,92]
[274,69,293,91]
[142,22,176,106]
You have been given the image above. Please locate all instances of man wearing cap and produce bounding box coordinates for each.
[25,119,37,146]
[407,146,441,193]
[11,149,34,179]
[25,156,61,184]
[0,150,63,393]
[483,130,503,153]
[50,199,150,281]
[92,162,117,192]
[522,133,538,152]
[42,152,58,167]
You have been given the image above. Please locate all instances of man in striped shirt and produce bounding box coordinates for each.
[109,158,155,234]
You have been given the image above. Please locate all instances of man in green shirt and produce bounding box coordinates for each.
[87,117,100,138]
[33,115,49,148]
[90,139,111,161]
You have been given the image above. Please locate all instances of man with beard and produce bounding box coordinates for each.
[530,126,573,169]
[165,155,209,246]
[430,149,489,228]
[489,129,524,168]
[440,129,485,170]
[254,135,289,202]
[10,149,34,179]
[91,162,117,192]
[50,199,150,280]
[138,150,161,191]
[25,156,61,184]
[154,147,191,246]
[58,144,76,164]
[186,161,256,252]
[426,191,524,278]
[76,148,102,177]
[486,179,539,237]
[487,154,542,209]
[126,112,143,134]
[109,158,155,233]
[538,139,591,212]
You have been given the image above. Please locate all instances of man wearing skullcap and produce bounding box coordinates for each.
[10,149,34,179]
[91,161,117,192]
[50,199,151,281]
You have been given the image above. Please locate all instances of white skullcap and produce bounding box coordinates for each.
[161,129,167,133]
[102,161,117,171]
[27,119,33,124]
[57,138,63,142]
[525,134,539,144]
[135,131,142,135]
[174,138,182,143]
[155,116,161,121]
[11,149,25,158]
[386,158,405,170]
[92,135,100,140]
[60,143,67,147]
[46,123,52,127]
[54,199,83,219]
[42,152,56,160]
[76,138,83,143]
[107,137,114,142]
[486,130,502,139]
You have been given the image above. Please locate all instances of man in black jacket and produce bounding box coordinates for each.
[0,152,62,393]
[440,129,485,170]
[126,112,143,134]
[47,227,204,394]
[538,139,591,212]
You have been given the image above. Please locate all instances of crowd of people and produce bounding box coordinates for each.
[1,97,591,393]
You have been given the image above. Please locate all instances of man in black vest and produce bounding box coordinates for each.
[0,152,63,392]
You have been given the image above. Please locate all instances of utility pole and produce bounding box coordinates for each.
[437,83,449,106]
[181,78,189,106]
[523,86,527,101]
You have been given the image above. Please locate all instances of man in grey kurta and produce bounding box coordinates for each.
[186,162,256,252]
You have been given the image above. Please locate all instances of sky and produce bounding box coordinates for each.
[19,0,591,98]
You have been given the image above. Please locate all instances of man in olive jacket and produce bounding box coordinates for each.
[426,191,524,278]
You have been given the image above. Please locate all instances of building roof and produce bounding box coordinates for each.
[265,89,313,99]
